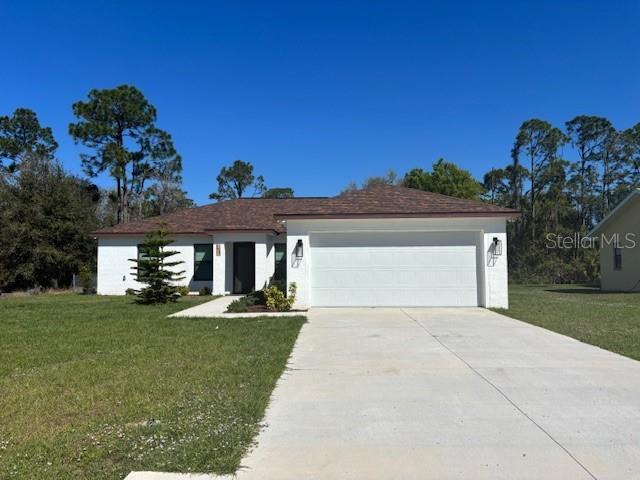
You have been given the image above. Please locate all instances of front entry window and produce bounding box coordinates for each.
[614,247,623,270]
[273,243,287,288]
[194,244,213,281]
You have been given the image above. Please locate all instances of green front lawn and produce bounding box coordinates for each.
[495,284,640,361]
[0,294,305,479]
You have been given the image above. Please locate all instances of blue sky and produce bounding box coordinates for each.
[1,1,639,204]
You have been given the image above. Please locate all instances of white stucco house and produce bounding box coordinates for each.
[589,188,640,292]
[94,185,519,309]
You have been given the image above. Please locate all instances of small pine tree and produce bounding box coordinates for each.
[129,229,185,304]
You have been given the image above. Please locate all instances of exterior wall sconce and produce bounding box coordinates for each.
[492,237,503,256]
[295,239,304,259]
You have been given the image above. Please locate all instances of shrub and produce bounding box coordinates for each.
[125,288,137,296]
[78,265,95,294]
[226,298,248,313]
[225,290,266,313]
[199,286,212,296]
[265,282,297,312]
[176,285,190,296]
[245,289,265,306]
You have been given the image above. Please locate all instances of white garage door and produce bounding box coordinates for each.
[310,231,479,307]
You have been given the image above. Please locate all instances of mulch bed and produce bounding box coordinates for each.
[232,304,306,313]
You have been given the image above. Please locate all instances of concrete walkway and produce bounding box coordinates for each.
[169,295,304,318]
[237,307,640,480]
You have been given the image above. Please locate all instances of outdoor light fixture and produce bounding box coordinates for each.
[492,237,503,256]
[295,239,304,259]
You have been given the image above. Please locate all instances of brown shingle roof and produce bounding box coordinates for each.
[276,185,520,218]
[92,185,518,236]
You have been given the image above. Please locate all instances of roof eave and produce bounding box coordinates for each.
[588,189,640,237]
[202,228,281,235]
[275,211,520,220]
[91,230,209,237]
[92,228,282,237]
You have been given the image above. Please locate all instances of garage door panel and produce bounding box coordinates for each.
[313,269,475,290]
[312,286,478,307]
[310,231,477,248]
[313,249,474,267]
[310,232,479,307]
[315,246,473,264]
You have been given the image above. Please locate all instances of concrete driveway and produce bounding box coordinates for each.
[238,307,640,480]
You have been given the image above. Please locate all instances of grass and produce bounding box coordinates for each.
[0,294,305,479]
[495,284,640,361]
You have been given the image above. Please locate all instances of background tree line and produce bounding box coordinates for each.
[0,86,193,291]
[490,116,639,284]
[345,116,640,284]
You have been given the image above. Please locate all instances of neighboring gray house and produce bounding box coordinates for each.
[590,189,640,292]
[93,185,519,309]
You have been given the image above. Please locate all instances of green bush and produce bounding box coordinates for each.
[176,285,190,296]
[227,298,248,313]
[199,286,212,296]
[77,265,95,294]
[265,282,297,312]
[225,290,266,313]
[509,241,599,285]
[246,290,265,306]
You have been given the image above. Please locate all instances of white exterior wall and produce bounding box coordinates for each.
[483,229,509,308]
[287,231,312,308]
[97,235,214,295]
[98,232,281,296]
[597,198,640,292]
[286,217,509,310]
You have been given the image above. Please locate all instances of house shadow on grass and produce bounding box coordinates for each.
[545,286,637,295]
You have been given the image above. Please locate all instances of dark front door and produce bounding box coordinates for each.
[233,242,255,294]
